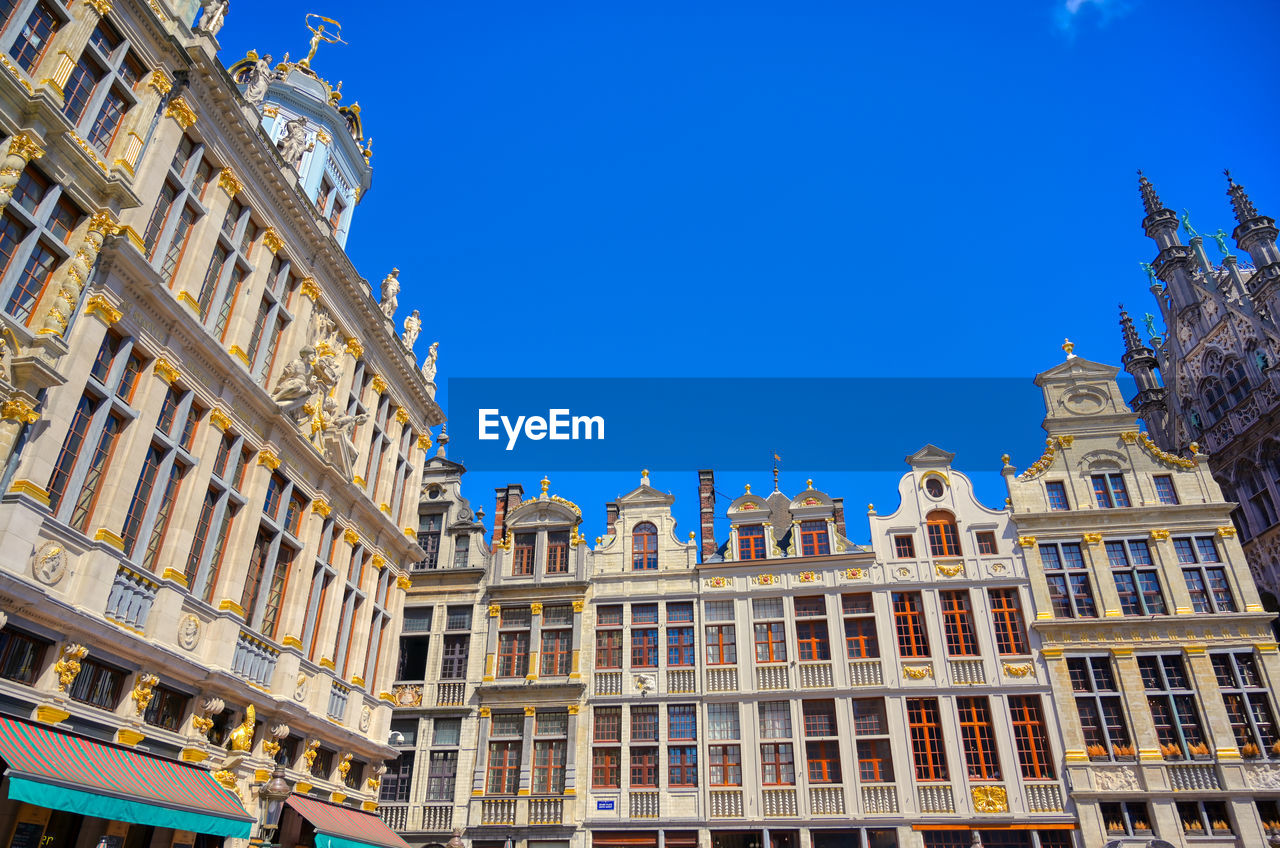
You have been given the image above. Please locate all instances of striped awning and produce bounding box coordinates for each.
[0,715,252,837]
[286,794,411,848]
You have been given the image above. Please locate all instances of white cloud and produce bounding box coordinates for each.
[1056,0,1131,32]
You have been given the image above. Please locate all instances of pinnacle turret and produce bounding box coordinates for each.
[1138,170,1164,216]
[1223,169,1280,278]
[1226,169,1260,223]
[1119,304,1143,351]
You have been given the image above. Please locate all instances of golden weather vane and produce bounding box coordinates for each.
[301,13,346,67]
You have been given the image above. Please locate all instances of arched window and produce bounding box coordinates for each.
[1223,358,1250,406]
[1202,378,1228,422]
[925,510,961,557]
[632,522,657,571]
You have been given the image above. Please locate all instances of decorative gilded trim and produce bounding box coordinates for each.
[1182,644,1206,655]
[524,705,536,716]
[1136,431,1194,468]
[971,785,1008,813]
[350,675,364,687]
[0,59,34,93]
[404,527,416,539]
[1082,533,1103,544]
[797,570,818,583]
[1002,662,1034,677]
[317,129,332,144]
[416,433,431,451]
[6,132,44,162]
[318,657,336,671]
[751,574,778,586]
[1017,535,1036,548]
[281,635,303,649]
[93,528,124,550]
[35,705,69,724]
[115,728,145,747]
[345,337,363,358]
[371,554,386,570]
[843,567,867,580]
[1,398,39,424]
[1120,431,1139,444]
[54,644,88,690]
[160,568,187,587]
[1217,526,1237,537]
[343,528,360,545]
[262,228,283,253]
[177,290,201,313]
[488,604,500,617]
[704,576,729,588]
[379,502,391,514]
[85,0,112,14]
[153,358,181,384]
[164,96,197,129]
[370,375,387,394]
[217,167,242,195]
[1017,438,1056,480]
[148,68,171,95]
[84,294,122,324]
[257,449,281,469]
[311,497,331,517]
[228,344,250,365]
[209,408,232,431]
[299,278,319,301]
[395,408,410,426]
[1055,434,1074,447]
[217,599,246,617]
[1255,643,1279,655]
[352,475,365,487]
[7,479,48,505]
[378,691,395,703]
[567,704,580,715]
[934,562,963,577]
[396,574,411,590]
[1110,647,1133,657]
[179,748,208,763]
[478,706,491,717]
[362,800,378,812]
[1039,647,1063,659]
[572,599,585,613]
[902,664,933,679]
[531,602,543,615]
[1149,528,1170,541]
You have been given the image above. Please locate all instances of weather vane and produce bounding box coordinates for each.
[301,13,346,68]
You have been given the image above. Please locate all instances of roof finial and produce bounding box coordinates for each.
[806,478,814,490]
[1119,304,1143,352]
[772,451,781,492]
[540,475,550,496]
[1138,169,1164,216]
[744,483,751,494]
[641,469,649,485]
[1062,338,1076,359]
[1225,168,1259,223]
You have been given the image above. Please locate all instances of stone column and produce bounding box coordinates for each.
[473,707,492,794]
[564,704,580,795]
[0,133,44,213]
[34,210,117,338]
[569,599,584,680]
[1183,646,1239,760]
[528,602,543,681]
[483,603,500,681]
[518,707,535,796]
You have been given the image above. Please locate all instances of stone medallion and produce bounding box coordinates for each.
[31,541,67,585]
[177,614,201,650]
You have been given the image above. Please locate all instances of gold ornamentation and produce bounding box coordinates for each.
[379,502,391,514]
[404,527,416,539]
[153,358,181,384]
[1083,533,1103,544]
[1017,438,1057,480]
[317,129,332,144]
[131,673,159,715]
[705,576,729,588]
[262,228,283,253]
[115,728,145,746]
[148,68,171,94]
[191,715,213,735]
[343,528,360,545]
[1017,535,1036,548]
[370,375,387,394]
[752,574,778,586]
[392,685,422,707]
[85,0,112,13]
[303,739,321,772]
[346,337,363,358]
[337,753,352,780]
[6,133,44,165]
[311,497,331,517]
[531,602,543,615]
[257,449,281,469]
[478,706,491,717]
[217,168,242,195]
[371,554,386,570]
[495,530,512,551]
[1002,662,1034,678]
[1,398,38,424]
[84,294,122,324]
[8,479,49,505]
[902,664,933,679]
[94,528,124,550]
[488,604,500,617]
[798,571,818,583]
[572,599,584,612]
[55,644,88,690]
[35,705,69,724]
[164,96,197,129]
[396,574,410,590]
[417,434,431,451]
[1056,435,1074,447]
[206,409,231,432]
[263,739,281,757]
[299,277,320,301]
[972,785,1008,813]
[395,408,410,425]
[1150,529,1170,541]
[567,704,580,715]
[1217,526,1237,537]
[1136,431,1194,468]
[843,568,866,579]
[935,562,963,577]
[212,769,239,798]
[352,474,365,488]
[228,705,255,752]
[228,344,250,365]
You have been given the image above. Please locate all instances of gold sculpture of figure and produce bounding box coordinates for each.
[227,705,255,751]
[337,752,353,780]
[303,739,320,772]
[301,14,345,67]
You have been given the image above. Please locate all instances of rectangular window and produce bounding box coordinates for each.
[1139,654,1206,759]
[800,520,830,556]
[9,3,61,74]
[802,700,837,737]
[893,534,916,558]
[1099,802,1153,838]
[737,524,766,560]
[513,532,535,575]
[597,605,623,626]
[426,750,458,801]
[1107,539,1167,616]
[631,628,658,668]
[893,592,930,657]
[540,629,571,676]
[595,629,622,669]
[754,622,786,663]
[1039,542,1097,618]
[666,626,695,666]
[68,657,125,710]
[907,698,948,781]
[0,627,48,685]
[976,531,998,555]
[632,604,659,624]
[795,619,831,662]
[592,748,620,788]
[1176,801,1234,837]
[988,588,1029,654]
[1154,475,1179,505]
[629,747,658,787]
[497,632,529,678]
[707,703,740,740]
[760,742,795,785]
[842,593,878,659]
[1009,695,1055,779]
[705,624,737,664]
[1069,656,1133,760]
[380,753,414,803]
[805,740,841,784]
[940,590,978,657]
[1092,473,1131,508]
[758,701,792,739]
[1212,652,1278,758]
[708,745,741,786]
[631,706,658,741]
[1176,536,1237,613]
[853,699,893,783]
[439,635,469,679]
[1045,481,1070,510]
[956,696,1001,780]
[532,740,566,794]
[668,746,697,787]
[668,704,697,740]
[486,741,521,795]
[546,530,569,574]
[594,707,621,742]
[143,684,189,731]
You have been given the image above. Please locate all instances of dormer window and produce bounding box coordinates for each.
[452,535,470,569]
[512,532,535,576]
[1046,481,1070,511]
[738,524,766,560]
[546,530,569,574]
[893,535,916,559]
[1091,474,1131,509]
[632,522,657,571]
[925,511,961,557]
[799,520,829,557]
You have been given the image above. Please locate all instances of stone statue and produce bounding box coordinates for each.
[1143,313,1158,339]
[0,334,11,384]
[379,269,400,318]
[1139,261,1157,284]
[1181,208,1199,240]
[228,705,255,752]
[421,341,438,384]
[402,310,421,349]
[271,353,314,410]
[243,54,272,107]
[446,829,466,848]
[276,118,312,170]
[197,0,228,36]
[1205,228,1232,257]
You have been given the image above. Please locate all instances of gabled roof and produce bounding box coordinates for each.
[905,444,955,466]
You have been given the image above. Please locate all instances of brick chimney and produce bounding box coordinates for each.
[698,470,716,561]
[606,502,619,536]
[832,497,847,539]
[492,484,524,546]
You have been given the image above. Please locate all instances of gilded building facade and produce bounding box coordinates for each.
[0,1,440,846]
[1007,349,1280,847]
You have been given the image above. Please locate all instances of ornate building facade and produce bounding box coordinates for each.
[0,1,440,846]
[1007,348,1279,847]
[1123,172,1280,599]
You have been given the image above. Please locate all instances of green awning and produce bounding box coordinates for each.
[0,716,252,838]
[286,794,410,848]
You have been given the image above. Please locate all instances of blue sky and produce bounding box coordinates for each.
[218,0,1279,544]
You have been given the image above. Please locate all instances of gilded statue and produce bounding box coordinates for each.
[303,739,320,773]
[227,705,256,752]
[302,14,346,67]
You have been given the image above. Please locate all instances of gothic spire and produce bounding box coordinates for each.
[1119,304,1143,352]
[1138,170,1164,216]
[1225,169,1260,223]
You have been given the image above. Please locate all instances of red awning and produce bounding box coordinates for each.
[286,793,411,848]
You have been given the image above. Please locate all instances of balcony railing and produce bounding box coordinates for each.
[529,797,563,825]
[482,799,516,825]
[918,784,955,813]
[810,786,845,815]
[437,682,465,706]
[757,665,789,691]
[594,671,622,695]
[848,660,882,686]
[667,669,696,694]
[707,667,738,692]
[105,567,158,630]
[762,788,797,817]
[709,790,743,818]
[1024,782,1064,812]
[231,631,278,687]
[861,785,898,813]
[949,658,985,685]
[1169,763,1221,791]
[630,791,659,819]
[327,681,350,721]
[799,662,833,688]
[422,805,453,831]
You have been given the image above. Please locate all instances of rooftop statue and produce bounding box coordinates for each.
[302,14,346,67]
[402,310,421,349]
[421,341,439,385]
[1181,208,1199,240]
[243,54,272,108]
[1143,313,1159,339]
[380,269,400,318]
[1205,228,1233,257]
[1139,261,1157,284]
[197,0,228,37]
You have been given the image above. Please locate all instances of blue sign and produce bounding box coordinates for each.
[596,800,615,811]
